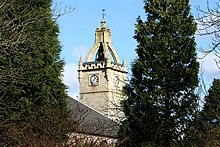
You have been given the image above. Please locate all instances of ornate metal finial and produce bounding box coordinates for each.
[102,9,106,20]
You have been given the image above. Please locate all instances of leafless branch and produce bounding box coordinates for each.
[195,0,220,69]
[52,2,76,20]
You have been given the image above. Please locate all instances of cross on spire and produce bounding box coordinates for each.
[102,9,106,20]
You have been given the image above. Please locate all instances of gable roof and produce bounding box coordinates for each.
[67,97,119,138]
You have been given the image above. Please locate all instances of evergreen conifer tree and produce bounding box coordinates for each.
[202,79,220,146]
[203,79,220,128]
[0,0,73,145]
[191,79,220,146]
[119,0,199,146]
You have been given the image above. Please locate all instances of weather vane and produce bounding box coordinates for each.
[102,9,106,20]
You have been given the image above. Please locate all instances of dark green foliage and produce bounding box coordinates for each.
[202,79,220,146]
[203,79,220,127]
[0,0,73,145]
[187,79,220,146]
[118,0,199,146]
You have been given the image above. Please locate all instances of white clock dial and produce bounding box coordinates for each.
[90,74,99,85]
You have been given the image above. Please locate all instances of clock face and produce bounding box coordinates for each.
[90,74,99,85]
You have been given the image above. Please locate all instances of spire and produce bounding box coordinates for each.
[79,55,83,64]
[85,9,120,64]
[122,59,127,72]
[79,55,83,70]
[122,59,126,67]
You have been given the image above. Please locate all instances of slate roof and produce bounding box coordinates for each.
[67,97,120,138]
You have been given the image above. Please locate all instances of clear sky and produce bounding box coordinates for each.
[53,0,220,98]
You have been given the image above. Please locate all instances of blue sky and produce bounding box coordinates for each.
[53,0,220,98]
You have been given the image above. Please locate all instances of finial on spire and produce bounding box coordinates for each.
[79,55,83,64]
[101,9,106,29]
[102,9,106,20]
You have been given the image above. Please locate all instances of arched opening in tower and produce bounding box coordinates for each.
[95,42,106,61]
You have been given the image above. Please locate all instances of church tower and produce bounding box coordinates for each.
[78,12,127,120]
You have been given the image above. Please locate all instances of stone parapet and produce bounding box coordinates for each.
[79,61,126,73]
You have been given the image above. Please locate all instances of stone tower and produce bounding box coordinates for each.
[78,16,127,120]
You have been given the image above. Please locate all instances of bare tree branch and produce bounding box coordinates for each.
[196,0,220,69]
